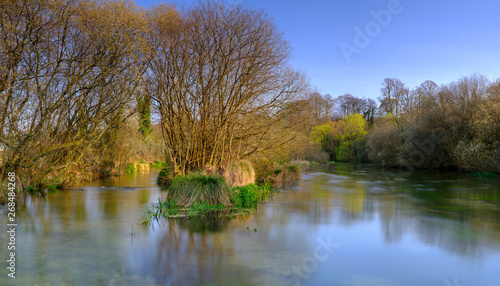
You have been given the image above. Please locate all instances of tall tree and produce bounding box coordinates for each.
[146,2,305,174]
[378,78,408,117]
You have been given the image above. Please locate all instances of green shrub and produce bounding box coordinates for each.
[232,183,274,208]
[336,141,354,161]
[167,172,233,207]
[232,184,260,208]
[157,164,174,187]
[125,162,136,173]
[138,159,146,164]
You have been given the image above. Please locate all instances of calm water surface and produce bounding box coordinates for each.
[1,163,500,285]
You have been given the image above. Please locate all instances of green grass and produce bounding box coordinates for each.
[167,172,233,207]
[232,183,274,208]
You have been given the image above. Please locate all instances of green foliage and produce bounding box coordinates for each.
[343,113,367,140]
[353,136,368,161]
[310,124,333,145]
[232,183,275,208]
[232,184,261,208]
[138,159,146,164]
[167,172,233,207]
[137,94,153,137]
[336,141,354,161]
[311,113,368,161]
[157,163,174,187]
[125,162,137,173]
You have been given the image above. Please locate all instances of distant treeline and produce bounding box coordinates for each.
[296,75,499,173]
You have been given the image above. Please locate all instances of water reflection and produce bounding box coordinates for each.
[1,165,500,285]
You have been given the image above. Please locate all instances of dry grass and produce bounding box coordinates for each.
[274,164,302,186]
[224,160,255,187]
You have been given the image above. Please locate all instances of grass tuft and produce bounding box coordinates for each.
[224,160,255,187]
[167,172,233,207]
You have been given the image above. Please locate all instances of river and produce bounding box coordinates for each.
[1,163,499,285]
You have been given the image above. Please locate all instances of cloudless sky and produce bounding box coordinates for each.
[133,0,500,100]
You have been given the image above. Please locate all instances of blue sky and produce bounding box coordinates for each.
[134,0,500,100]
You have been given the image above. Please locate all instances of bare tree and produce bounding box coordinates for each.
[363,98,377,127]
[0,0,148,186]
[378,78,408,117]
[146,2,306,174]
[336,93,367,117]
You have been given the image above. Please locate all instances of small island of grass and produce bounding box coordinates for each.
[143,160,302,224]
